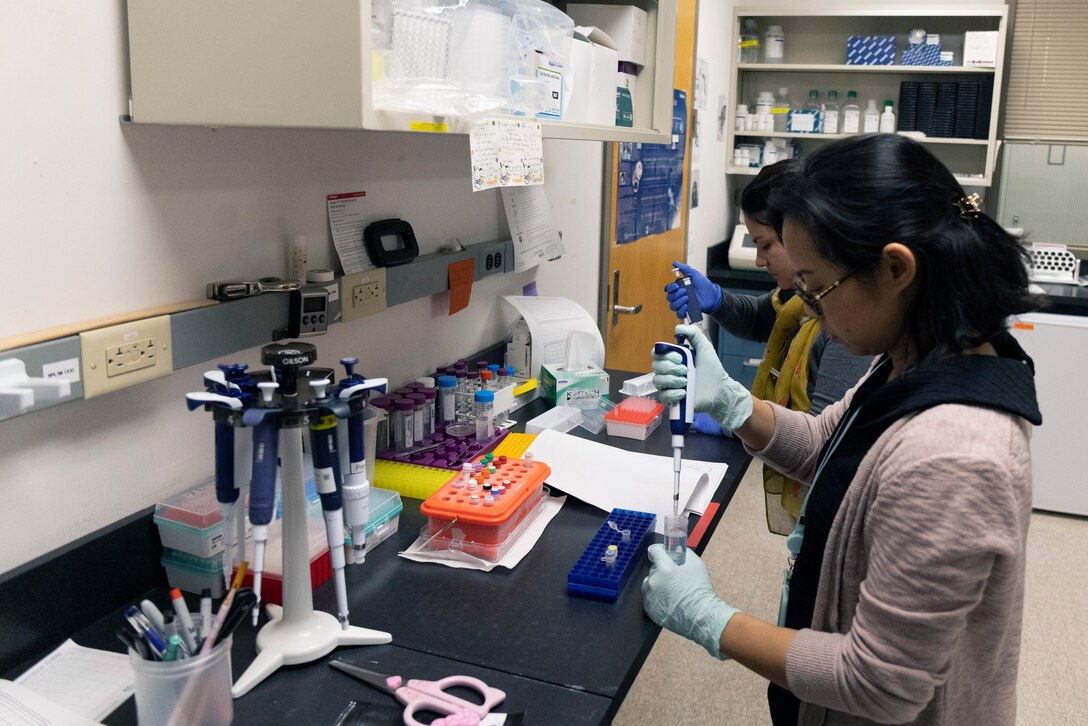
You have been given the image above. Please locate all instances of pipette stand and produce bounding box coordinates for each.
[231,398,390,698]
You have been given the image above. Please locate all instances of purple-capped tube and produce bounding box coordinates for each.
[392,399,415,454]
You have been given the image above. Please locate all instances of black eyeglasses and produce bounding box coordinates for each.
[792,268,860,316]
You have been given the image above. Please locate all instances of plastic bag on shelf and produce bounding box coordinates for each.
[371,0,573,121]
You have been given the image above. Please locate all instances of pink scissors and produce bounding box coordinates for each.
[329,659,507,726]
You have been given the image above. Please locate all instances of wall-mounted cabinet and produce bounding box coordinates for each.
[727,5,1007,186]
[125,0,676,144]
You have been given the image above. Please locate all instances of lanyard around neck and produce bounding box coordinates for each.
[785,357,890,561]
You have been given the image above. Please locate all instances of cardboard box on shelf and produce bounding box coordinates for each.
[567,26,620,126]
[567,4,647,67]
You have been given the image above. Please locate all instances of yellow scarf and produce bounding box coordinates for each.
[750,291,822,531]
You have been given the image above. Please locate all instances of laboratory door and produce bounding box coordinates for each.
[603,0,697,373]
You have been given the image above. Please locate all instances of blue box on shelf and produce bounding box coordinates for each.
[846,35,896,66]
[567,509,656,602]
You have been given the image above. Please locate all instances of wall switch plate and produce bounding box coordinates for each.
[80,315,174,398]
[340,268,387,323]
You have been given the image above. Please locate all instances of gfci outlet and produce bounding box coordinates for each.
[340,268,387,323]
[80,315,173,398]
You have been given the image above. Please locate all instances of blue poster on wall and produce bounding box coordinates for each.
[616,89,687,244]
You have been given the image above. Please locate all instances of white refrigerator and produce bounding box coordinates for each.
[1010,312,1088,515]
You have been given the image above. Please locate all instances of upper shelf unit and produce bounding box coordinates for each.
[125,0,677,144]
[726,5,1008,186]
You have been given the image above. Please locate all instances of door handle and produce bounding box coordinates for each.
[611,270,644,325]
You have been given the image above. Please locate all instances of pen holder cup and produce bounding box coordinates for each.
[129,636,233,726]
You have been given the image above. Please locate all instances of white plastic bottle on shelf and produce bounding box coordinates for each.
[821,90,840,134]
[841,90,861,134]
[772,87,792,133]
[754,90,775,132]
[879,100,897,133]
[863,99,880,133]
[764,25,785,64]
[739,18,760,63]
[735,104,749,132]
[763,140,779,166]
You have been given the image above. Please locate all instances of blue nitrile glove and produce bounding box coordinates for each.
[652,324,754,431]
[642,544,738,660]
[690,413,724,436]
[663,262,723,321]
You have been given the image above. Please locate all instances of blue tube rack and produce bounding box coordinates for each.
[567,509,656,601]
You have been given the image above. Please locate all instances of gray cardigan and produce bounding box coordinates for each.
[751,381,1032,725]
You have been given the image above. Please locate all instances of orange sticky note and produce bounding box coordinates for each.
[448,259,475,315]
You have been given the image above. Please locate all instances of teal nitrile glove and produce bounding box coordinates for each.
[642,544,738,660]
[651,324,754,431]
[663,262,724,321]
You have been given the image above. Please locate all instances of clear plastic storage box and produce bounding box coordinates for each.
[419,455,551,562]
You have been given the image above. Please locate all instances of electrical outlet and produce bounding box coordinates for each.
[80,315,173,398]
[340,268,387,322]
[106,338,159,376]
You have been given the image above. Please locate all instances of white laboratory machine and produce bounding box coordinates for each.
[728,223,759,270]
[1009,312,1088,515]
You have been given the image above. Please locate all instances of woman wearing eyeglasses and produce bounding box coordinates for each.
[664,159,872,535]
[645,134,1041,726]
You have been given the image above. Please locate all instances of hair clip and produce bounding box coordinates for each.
[954,193,982,219]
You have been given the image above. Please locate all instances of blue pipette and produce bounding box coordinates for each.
[242,380,281,626]
[652,268,702,564]
[219,364,257,592]
[308,378,353,629]
[335,358,388,566]
[185,379,246,590]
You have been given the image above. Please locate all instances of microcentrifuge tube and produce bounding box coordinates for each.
[601,544,618,568]
[470,494,480,505]
[483,495,495,507]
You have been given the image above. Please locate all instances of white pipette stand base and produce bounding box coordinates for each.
[231,428,391,699]
[231,608,390,697]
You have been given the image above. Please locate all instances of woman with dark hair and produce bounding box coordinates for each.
[645,134,1041,725]
[664,159,872,534]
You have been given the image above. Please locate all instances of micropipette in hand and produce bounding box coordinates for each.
[651,267,701,564]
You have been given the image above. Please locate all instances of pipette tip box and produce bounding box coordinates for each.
[604,397,664,440]
[154,479,225,558]
[347,486,403,552]
[567,509,656,601]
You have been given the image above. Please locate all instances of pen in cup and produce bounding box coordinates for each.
[124,606,167,659]
[200,589,213,641]
[139,599,166,636]
[200,561,248,656]
[170,588,200,654]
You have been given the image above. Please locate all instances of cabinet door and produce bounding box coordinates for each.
[127,0,678,143]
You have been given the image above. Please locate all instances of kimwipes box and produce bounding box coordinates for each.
[540,363,609,407]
